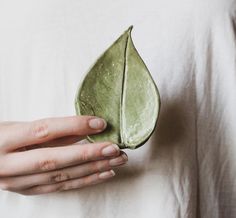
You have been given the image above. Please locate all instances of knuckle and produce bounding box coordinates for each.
[30,120,49,139]
[93,160,109,173]
[49,171,70,183]
[84,174,97,186]
[60,182,70,191]
[37,158,57,171]
[33,186,43,194]
[51,182,68,192]
[62,180,82,191]
[80,148,89,162]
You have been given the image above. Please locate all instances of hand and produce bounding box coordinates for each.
[0,116,128,195]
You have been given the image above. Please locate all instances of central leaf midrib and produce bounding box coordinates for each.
[119,31,130,147]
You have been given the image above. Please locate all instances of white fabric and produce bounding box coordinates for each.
[0,0,236,217]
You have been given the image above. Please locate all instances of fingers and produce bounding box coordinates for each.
[0,142,121,176]
[0,116,107,152]
[17,170,115,195]
[0,152,128,191]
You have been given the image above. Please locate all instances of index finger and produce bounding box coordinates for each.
[1,116,107,152]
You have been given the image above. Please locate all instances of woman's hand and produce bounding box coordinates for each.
[0,116,128,195]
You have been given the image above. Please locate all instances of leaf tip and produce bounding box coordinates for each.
[127,25,133,33]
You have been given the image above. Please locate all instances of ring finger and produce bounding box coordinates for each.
[18,170,115,195]
[0,152,128,191]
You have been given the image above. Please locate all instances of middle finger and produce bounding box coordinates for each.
[0,142,120,176]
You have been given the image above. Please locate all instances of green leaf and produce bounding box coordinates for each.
[75,26,160,149]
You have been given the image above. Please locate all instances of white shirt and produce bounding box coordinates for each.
[0,0,236,217]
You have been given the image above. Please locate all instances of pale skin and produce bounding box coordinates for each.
[0,116,128,195]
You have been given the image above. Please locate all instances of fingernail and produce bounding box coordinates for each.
[102,144,120,156]
[89,118,107,130]
[99,170,115,179]
[109,153,128,166]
